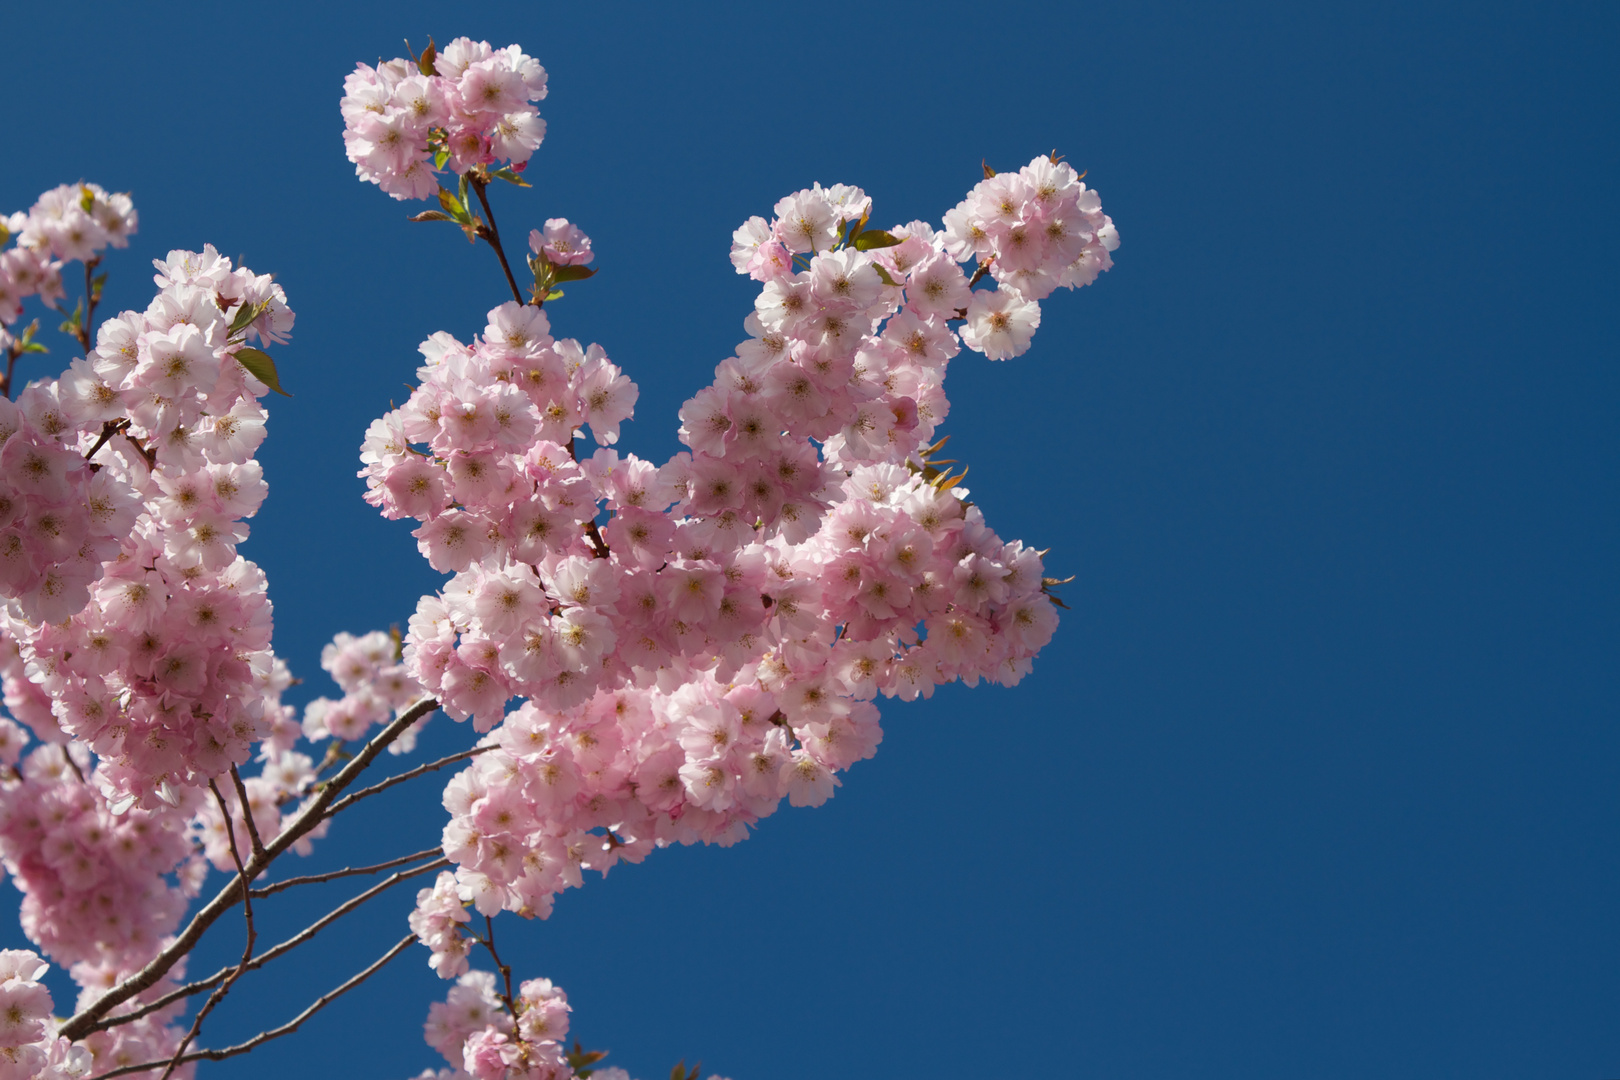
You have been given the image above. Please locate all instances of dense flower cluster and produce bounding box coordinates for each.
[0,182,136,325]
[413,969,574,1080]
[0,946,192,1080]
[356,158,1113,963]
[301,629,428,751]
[0,245,295,810]
[342,38,548,200]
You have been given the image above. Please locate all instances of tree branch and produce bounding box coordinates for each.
[320,742,492,822]
[228,764,267,862]
[59,696,440,1040]
[88,935,417,1080]
[251,846,445,900]
[83,856,448,1036]
[156,782,260,1079]
[471,176,526,305]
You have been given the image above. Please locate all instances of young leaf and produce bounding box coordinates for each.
[853,230,902,251]
[545,288,565,300]
[433,147,450,171]
[491,167,532,188]
[551,264,597,284]
[873,264,902,287]
[408,210,457,223]
[234,346,290,396]
[419,37,438,76]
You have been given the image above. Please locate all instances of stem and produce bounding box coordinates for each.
[158,782,260,1080]
[471,176,526,305]
[83,418,130,463]
[59,697,440,1040]
[320,743,492,822]
[228,764,267,862]
[481,914,516,1014]
[88,856,448,1035]
[251,845,445,900]
[88,935,416,1080]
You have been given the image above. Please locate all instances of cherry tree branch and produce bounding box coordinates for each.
[83,855,449,1035]
[228,764,267,862]
[320,742,493,822]
[88,935,417,1080]
[156,782,260,1080]
[471,176,526,305]
[59,696,441,1040]
[251,845,445,900]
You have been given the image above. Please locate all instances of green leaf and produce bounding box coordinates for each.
[79,185,96,212]
[433,147,450,171]
[853,230,902,251]
[551,264,597,284]
[545,288,565,300]
[408,210,457,223]
[59,299,83,335]
[21,341,48,355]
[90,272,108,301]
[437,188,468,222]
[0,222,9,246]
[227,299,270,335]
[873,264,902,287]
[234,346,290,397]
[418,37,438,75]
[491,167,531,188]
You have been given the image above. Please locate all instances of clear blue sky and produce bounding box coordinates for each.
[3,2,1617,1078]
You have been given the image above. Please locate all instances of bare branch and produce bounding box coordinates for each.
[481,914,516,1015]
[60,696,440,1040]
[88,935,416,1080]
[84,856,448,1035]
[251,846,445,900]
[228,764,267,862]
[157,782,260,1079]
[321,743,492,821]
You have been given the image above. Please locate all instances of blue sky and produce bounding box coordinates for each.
[3,2,1617,1078]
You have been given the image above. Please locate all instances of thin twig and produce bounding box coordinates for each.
[158,783,259,1080]
[228,764,267,862]
[321,743,492,821]
[471,176,526,305]
[60,696,440,1040]
[86,857,448,1035]
[83,417,130,463]
[481,914,516,1014]
[88,935,416,1080]
[251,846,445,899]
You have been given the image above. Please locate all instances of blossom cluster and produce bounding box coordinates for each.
[342,38,548,200]
[300,629,428,751]
[416,969,574,1080]
[0,946,193,1080]
[355,160,1112,956]
[0,244,295,811]
[0,182,136,325]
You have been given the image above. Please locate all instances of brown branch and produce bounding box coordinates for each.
[320,743,492,822]
[83,418,130,463]
[471,176,526,305]
[59,696,440,1040]
[88,935,417,1080]
[157,782,260,1080]
[228,765,267,862]
[251,846,445,900]
[481,914,516,1015]
[84,856,448,1036]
